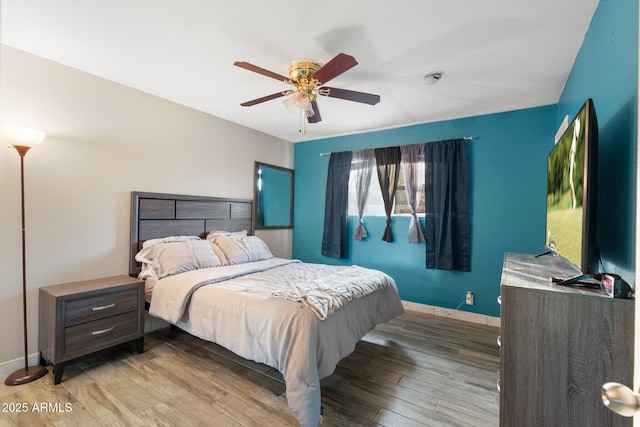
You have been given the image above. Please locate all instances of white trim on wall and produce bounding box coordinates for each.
[402,300,500,328]
[0,354,41,381]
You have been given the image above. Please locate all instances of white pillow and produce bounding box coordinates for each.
[210,242,228,266]
[135,236,201,279]
[206,229,247,240]
[213,235,273,265]
[135,235,201,264]
[151,240,223,279]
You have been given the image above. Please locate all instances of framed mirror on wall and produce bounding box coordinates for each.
[254,162,294,229]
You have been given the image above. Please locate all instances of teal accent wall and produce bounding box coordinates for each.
[555,0,638,282]
[294,107,555,317]
[292,0,639,316]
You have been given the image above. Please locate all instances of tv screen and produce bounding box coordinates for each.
[545,99,599,274]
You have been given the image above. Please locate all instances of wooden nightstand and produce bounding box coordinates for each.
[39,275,145,384]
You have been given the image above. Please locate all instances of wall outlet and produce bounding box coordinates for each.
[466,291,475,305]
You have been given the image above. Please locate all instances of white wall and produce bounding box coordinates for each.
[0,45,294,369]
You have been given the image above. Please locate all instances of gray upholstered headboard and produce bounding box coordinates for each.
[129,191,253,277]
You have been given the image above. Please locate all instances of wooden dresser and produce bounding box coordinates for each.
[499,253,633,427]
[39,275,145,384]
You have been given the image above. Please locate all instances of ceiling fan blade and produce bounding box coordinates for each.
[234,61,290,83]
[311,53,358,84]
[319,87,380,105]
[307,100,322,123]
[240,91,288,106]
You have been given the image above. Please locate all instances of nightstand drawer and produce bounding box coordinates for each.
[64,312,140,355]
[65,289,138,326]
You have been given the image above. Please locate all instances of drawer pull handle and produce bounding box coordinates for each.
[92,303,116,311]
[92,326,115,336]
[497,379,500,392]
[497,336,501,347]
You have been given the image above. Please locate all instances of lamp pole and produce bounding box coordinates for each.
[3,128,48,386]
[18,146,30,375]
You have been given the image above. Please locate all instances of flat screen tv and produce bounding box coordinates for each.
[545,98,599,280]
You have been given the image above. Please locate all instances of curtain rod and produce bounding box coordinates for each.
[319,136,473,156]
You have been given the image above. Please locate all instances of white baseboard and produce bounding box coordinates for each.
[0,353,42,381]
[402,300,500,328]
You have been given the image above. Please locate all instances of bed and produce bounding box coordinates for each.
[130,191,404,426]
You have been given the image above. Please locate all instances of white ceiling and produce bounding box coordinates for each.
[1,0,599,143]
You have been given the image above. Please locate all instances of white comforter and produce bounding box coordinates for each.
[149,258,404,427]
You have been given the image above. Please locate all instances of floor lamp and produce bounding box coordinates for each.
[2,126,48,386]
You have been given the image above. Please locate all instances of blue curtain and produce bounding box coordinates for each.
[424,139,470,271]
[321,151,353,258]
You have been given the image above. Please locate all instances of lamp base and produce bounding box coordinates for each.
[4,365,48,386]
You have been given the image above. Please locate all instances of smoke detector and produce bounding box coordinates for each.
[423,72,443,85]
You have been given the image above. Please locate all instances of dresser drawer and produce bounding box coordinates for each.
[65,289,138,326]
[64,312,140,356]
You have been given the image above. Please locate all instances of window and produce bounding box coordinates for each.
[347,154,425,216]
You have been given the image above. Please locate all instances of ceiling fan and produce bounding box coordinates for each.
[234,53,380,126]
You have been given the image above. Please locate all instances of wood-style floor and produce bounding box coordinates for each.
[0,311,500,426]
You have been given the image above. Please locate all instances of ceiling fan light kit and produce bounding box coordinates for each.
[234,53,380,133]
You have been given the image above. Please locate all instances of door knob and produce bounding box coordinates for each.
[601,382,640,417]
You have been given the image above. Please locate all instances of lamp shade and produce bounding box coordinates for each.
[0,126,46,148]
